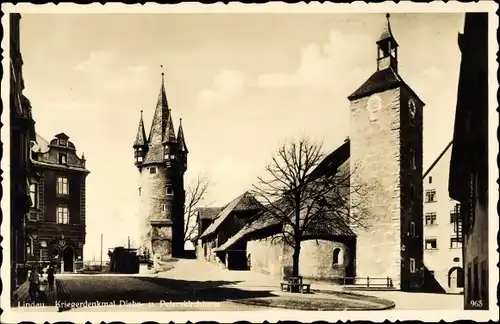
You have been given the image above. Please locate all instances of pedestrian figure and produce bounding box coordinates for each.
[28,266,40,301]
[47,264,55,291]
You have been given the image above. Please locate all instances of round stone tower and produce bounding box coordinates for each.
[133,71,188,260]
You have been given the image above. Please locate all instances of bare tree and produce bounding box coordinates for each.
[252,137,369,281]
[184,175,212,244]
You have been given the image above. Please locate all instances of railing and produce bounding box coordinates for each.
[341,276,394,288]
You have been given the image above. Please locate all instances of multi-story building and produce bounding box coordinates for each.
[449,13,489,310]
[347,13,425,291]
[133,71,188,260]
[10,13,37,289]
[422,141,464,294]
[28,133,90,273]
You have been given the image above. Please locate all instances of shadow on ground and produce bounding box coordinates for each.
[56,276,277,312]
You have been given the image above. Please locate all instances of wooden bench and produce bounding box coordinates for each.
[280,282,311,293]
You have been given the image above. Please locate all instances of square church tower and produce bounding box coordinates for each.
[348,14,425,291]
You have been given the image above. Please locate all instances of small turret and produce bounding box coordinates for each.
[177,118,188,170]
[163,111,177,163]
[376,13,399,73]
[133,110,148,167]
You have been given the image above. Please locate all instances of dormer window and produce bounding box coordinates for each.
[59,153,67,165]
[137,156,143,163]
[58,139,67,146]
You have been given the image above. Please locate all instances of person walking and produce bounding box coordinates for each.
[47,264,55,291]
[28,266,40,301]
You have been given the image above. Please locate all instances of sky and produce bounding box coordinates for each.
[19,13,464,261]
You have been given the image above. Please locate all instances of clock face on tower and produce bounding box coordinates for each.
[366,94,382,121]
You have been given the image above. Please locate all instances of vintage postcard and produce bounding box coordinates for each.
[1,2,497,323]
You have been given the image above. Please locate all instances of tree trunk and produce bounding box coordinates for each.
[291,244,301,293]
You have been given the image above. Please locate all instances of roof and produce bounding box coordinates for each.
[163,112,177,144]
[347,67,424,105]
[213,210,282,252]
[133,111,147,148]
[177,119,188,153]
[55,133,69,140]
[377,13,399,46]
[142,75,171,165]
[31,133,50,153]
[197,207,223,221]
[199,191,263,239]
[309,139,350,181]
[423,141,453,179]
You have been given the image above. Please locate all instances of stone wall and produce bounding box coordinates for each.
[349,88,403,288]
[247,237,284,277]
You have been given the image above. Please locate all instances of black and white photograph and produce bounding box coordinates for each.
[1,2,497,323]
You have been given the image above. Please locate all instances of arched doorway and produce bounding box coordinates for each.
[448,266,464,288]
[63,246,74,273]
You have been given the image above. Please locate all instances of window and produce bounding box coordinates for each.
[409,99,416,126]
[166,186,173,195]
[29,183,37,208]
[429,176,433,184]
[429,270,435,276]
[57,177,69,195]
[26,237,33,255]
[425,212,437,225]
[425,238,437,250]
[410,148,416,170]
[150,167,157,174]
[425,189,436,203]
[162,204,166,212]
[450,236,462,249]
[170,154,176,160]
[57,207,69,224]
[59,153,67,165]
[138,147,143,152]
[450,209,460,224]
[409,221,416,237]
[137,156,143,163]
[332,248,342,266]
[58,139,67,146]
[409,183,415,203]
[410,258,416,273]
[139,187,142,196]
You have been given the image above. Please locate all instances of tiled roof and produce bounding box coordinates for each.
[177,119,188,153]
[199,191,263,239]
[377,13,398,45]
[309,140,350,181]
[133,111,147,148]
[197,207,223,220]
[163,111,177,144]
[347,68,402,101]
[143,80,170,165]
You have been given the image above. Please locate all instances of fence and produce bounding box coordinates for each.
[341,276,394,288]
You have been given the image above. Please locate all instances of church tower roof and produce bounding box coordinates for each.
[348,13,424,106]
[133,110,147,148]
[377,13,399,46]
[143,70,170,164]
[177,118,188,153]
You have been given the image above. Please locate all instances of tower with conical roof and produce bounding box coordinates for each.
[348,14,425,291]
[133,69,188,260]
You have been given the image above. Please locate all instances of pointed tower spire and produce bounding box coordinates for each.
[133,110,147,147]
[376,13,399,72]
[177,117,188,153]
[143,67,170,164]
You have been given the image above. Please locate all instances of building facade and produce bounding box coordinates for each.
[134,72,188,260]
[28,133,90,273]
[423,141,464,294]
[10,13,37,288]
[347,14,425,291]
[449,13,489,310]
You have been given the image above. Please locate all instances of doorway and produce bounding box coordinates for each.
[63,246,74,272]
[448,266,464,289]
